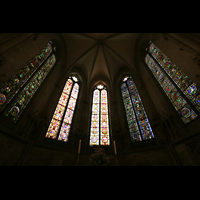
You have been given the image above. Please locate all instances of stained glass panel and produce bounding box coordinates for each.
[45,78,73,139]
[67,97,76,110]
[90,89,100,146]
[121,83,141,142]
[148,42,200,113]
[58,83,79,141]
[145,54,197,124]
[127,79,154,140]
[100,89,110,145]
[89,86,110,146]
[5,54,56,122]
[0,42,52,112]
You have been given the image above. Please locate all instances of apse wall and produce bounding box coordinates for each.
[1,33,200,166]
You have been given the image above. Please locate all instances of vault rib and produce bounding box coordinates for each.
[103,42,140,78]
[88,44,100,82]
[63,42,99,77]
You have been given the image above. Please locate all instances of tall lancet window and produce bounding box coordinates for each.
[3,42,56,123]
[89,84,110,146]
[45,76,79,142]
[121,76,154,142]
[149,42,200,113]
[0,42,53,112]
[145,41,198,124]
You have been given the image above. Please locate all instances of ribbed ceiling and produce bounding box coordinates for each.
[61,33,141,84]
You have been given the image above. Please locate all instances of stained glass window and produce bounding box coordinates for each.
[90,89,100,145]
[90,84,110,146]
[4,54,56,122]
[45,76,79,142]
[145,53,198,124]
[121,76,154,142]
[0,42,52,112]
[100,89,110,145]
[148,42,200,115]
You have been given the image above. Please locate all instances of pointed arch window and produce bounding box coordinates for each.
[0,42,53,112]
[45,76,79,142]
[145,41,198,124]
[121,76,154,142]
[89,84,110,146]
[3,42,56,122]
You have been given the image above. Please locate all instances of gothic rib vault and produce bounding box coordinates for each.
[61,33,141,87]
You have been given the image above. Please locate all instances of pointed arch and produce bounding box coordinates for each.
[89,83,110,146]
[121,76,154,142]
[145,41,198,124]
[4,48,56,123]
[1,42,53,113]
[45,75,80,142]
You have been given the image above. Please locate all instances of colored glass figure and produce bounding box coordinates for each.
[148,42,200,113]
[145,54,198,124]
[90,85,110,146]
[46,77,79,142]
[122,77,154,141]
[0,42,52,112]
[5,54,56,122]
